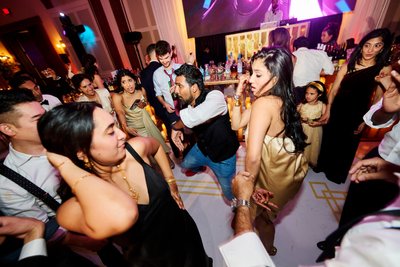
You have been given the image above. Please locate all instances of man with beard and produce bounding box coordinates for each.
[171,64,239,201]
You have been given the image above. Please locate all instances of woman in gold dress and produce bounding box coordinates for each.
[231,47,308,255]
[112,69,173,167]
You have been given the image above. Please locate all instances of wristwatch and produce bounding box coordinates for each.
[231,197,251,211]
[233,94,241,107]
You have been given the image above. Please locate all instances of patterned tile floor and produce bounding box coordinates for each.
[173,141,379,267]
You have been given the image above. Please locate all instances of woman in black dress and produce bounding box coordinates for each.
[38,102,212,267]
[317,28,392,183]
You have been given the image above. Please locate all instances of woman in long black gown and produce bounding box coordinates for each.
[38,102,212,267]
[317,28,392,184]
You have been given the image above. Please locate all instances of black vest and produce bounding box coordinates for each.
[192,90,239,162]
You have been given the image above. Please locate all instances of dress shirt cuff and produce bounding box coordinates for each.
[363,99,397,128]
[19,238,47,260]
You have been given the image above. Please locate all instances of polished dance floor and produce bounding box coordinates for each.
[173,141,379,267]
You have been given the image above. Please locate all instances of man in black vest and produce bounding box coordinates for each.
[171,64,239,201]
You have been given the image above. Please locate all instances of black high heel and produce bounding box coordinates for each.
[267,246,277,256]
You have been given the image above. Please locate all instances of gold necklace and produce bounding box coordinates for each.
[116,165,139,200]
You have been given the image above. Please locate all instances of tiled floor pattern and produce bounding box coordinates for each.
[174,141,379,267]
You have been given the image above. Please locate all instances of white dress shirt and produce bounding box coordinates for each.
[0,144,61,222]
[19,238,47,260]
[264,9,283,22]
[153,63,182,108]
[77,88,113,114]
[41,94,62,111]
[293,47,334,87]
[363,99,400,165]
[180,90,228,128]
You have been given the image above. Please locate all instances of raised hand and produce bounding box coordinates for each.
[47,151,72,170]
[236,73,250,96]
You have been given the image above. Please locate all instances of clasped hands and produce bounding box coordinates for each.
[232,171,278,212]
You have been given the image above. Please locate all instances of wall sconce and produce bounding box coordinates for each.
[0,54,10,62]
[56,40,66,52]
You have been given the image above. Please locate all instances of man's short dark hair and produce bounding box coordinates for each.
[0,89,36,124]
[8,75,35,90]
[146,43,156,55]
[174,64,204,92]
[293,36,310,49]
[155,40,171,56]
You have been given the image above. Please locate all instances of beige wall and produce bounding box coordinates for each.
[122,0,160,64]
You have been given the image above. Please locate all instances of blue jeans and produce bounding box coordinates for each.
[181,144,236,200]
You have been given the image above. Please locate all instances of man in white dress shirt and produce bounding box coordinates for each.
[153,40,184,158]
[0,89,61,222]
[264,0,283,23]
[292,36,334,104]
[171,64,239,200]
[0,90,110,266]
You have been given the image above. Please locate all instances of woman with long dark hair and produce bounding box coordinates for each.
[231,47,308,255]
[38,102,211,267]
[112,69,174,168]
[317,28,392,184]
[82,54,105,89]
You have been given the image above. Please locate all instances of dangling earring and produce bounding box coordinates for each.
[83,158,92,170]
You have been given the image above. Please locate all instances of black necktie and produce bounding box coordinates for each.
[40,99,49,105]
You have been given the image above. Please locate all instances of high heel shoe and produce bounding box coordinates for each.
[267,246,277,256]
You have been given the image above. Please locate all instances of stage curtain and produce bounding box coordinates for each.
[338,0,390,44]
[149,0,196,63]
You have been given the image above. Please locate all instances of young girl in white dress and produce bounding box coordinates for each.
[297,81,327,167]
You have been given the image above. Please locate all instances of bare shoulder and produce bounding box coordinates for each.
[252,95,282,111]
[250,96,282,125]
[126,137,148,157]
[126,137,158,157]
[112,92,122,100]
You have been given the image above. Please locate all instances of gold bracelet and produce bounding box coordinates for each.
[72,173,92,194]
[234,99,241,107]
[166,177,176,184]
